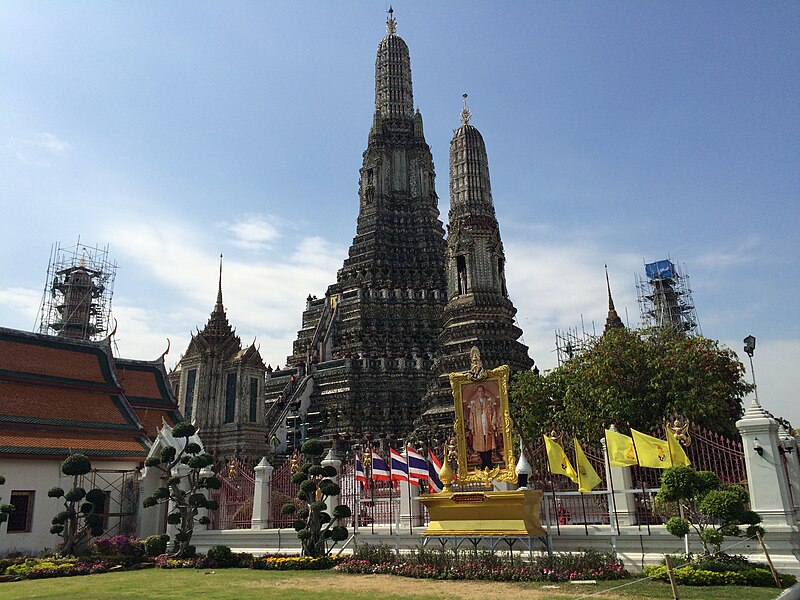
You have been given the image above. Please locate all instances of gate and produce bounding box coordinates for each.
[209,458,255,529]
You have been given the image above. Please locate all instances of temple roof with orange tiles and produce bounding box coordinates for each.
[0,327,182,460]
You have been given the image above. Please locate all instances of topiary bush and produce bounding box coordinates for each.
[49,453,106,556]
[142,422,220,558]
[656,466,763,555]
[281,439,351,557]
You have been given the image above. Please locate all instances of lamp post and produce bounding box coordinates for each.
[743,335,759,405]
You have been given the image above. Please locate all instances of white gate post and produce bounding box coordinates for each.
[251,457,274,529]
[321,449,342,517]
[601,428,638,527]
[736,400,796,526]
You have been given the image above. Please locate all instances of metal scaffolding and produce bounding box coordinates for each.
[635,259,700,335]
[36,239,117,341]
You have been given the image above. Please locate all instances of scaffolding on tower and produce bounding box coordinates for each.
[554,316,597,365]
[36,240,117,341]
[635,259,700,335]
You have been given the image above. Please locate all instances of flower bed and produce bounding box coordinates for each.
[3,558,115,580]
[253,555,342,571]
[336,546,628,582]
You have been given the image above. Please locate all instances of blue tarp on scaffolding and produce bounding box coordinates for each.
[645,259,676,281]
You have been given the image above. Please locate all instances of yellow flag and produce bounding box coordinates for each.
[544,435,578,483]
[574,438,602,492]
[605,429,638,466]
[631,429,672,469]
[665,427,691,467]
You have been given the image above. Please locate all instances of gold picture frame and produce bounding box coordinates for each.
[450,365,517,486]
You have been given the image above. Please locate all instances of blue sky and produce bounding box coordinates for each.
[1,2,798,428]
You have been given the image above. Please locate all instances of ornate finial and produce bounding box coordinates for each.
[460,93,471,125]
[386,5,397,35]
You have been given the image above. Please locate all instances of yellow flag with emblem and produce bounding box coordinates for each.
[544,435,578,483]
[631,429,672,468]
[665,427,691,467]
[573,438,602,492]
[605,428,638,466]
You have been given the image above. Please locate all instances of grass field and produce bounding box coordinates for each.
[0,568,787,600]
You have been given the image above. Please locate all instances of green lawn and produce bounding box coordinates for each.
[0,568,786,600]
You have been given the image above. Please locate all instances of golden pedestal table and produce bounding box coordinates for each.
[419,489,545,537]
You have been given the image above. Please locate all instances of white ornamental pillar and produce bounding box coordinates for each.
[601,433,637,527]
[778,426,800,515]
[321,449,342,517]
[251,457,274,530]
[137,466,162,537]
[736,400,796,526]
[399,480,421,526]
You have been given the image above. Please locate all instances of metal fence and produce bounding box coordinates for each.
[209,459,255,529]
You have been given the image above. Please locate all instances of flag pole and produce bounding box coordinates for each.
[628,426,651,536]
[404,442,413,535]
[573,438,589,535]
[387,449,393,536]
[603,431,621,535]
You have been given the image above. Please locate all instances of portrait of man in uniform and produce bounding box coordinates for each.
[462,380,504,469]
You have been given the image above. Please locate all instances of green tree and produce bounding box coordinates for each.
[0,475,14,531]
[142,422,221,558]
[511,328,752,442]
[281,439,351,557]
[48,453,106,555]
[656,466,763,554]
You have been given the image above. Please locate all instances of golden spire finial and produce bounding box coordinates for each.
[460,93,471,125]
[386,5,397,35]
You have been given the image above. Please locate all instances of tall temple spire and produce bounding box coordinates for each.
[268,15,446,448]
[202,254,234,341]
[216,253,224,311]
[419,96,533,437]
[374,5,414,122]
[604,265,625,332]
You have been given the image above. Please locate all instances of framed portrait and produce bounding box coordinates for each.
[450,365,517,486]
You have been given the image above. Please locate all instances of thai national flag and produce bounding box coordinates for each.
[406,445,428,484]
[390,448,409,484]
[427,450,443,493]
[355,456,368,489]
[371,453,392,481]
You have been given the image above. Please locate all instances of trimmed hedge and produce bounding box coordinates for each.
[644,564,796,588]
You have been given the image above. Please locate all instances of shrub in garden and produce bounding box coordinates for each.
[91,535,143,558]
[143,534,170,557]
[656,466,763,555]
[281,439,351,557]
[207,545,236,567]
[0,475,14,532]
[142,422,221,558]
[644,558,797,588]
[48,453,106,555]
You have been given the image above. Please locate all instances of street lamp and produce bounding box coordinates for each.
[743,335,759,405]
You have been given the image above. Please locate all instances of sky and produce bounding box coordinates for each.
[1,2,798,428]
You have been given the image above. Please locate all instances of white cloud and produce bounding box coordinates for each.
[723,338,800,429]
[6,132,71,166]
[222,216,281,250]
[694,236,761,269]
[99,214,344,370]
[0,287,42,329]
[504,238,642,370]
